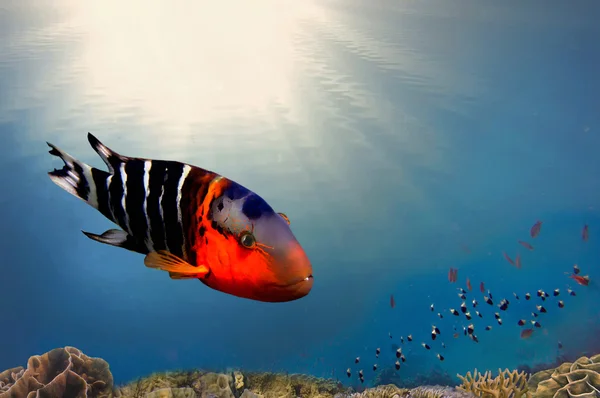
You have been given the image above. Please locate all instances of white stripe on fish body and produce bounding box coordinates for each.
[158,175,168,252]
[106,174,116,222]
[142,160,155,252]
[119,163,132,235]
[177,164,192,259]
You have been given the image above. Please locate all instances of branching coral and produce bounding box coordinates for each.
[528,353,600,398]
[457,369,531,398]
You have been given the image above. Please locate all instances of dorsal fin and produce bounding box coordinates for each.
[87,133,127,173]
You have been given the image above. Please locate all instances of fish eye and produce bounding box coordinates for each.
[278,212,290,225]
[239,232,256,248]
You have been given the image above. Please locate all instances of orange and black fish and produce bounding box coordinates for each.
[47,134,313,303]
[518,240,534,250]
[530,221,542,238]
[466,278,472,291]
[515,253,522,269]
[582,224,589,241]
[480,281,485,293]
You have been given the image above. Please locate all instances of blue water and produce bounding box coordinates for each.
[1,0,600,388]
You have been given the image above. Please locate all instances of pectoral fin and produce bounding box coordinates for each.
[82,229,149,254]
[144,250,209,279]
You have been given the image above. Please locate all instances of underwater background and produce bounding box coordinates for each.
[1,0,600,390]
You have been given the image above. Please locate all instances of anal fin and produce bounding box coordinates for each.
[82,229,149,255]
[168,272,202,280]
[144,250,209,279]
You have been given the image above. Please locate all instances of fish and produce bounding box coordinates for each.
[469,334,479,343]
[450,309,459,316]
[520,328,534,339]
[458,293,466,300]
[47,134,313,302]
[518,240,534,250]
[407,335,413,342]
[515,253,522,269]
[484,296,493,305]
[532,321,541,328]
[525,293,531,300]
[569,274,590,286]
[442,342,446,348]
[395,361,401,370]
[400,354,406,362]
[466,278,472,291]
[448,267,458,283]
[396,348,402,358]
[422,343,430,350]
[532,312,538,317]
[400,336,404,344]
[582,225,589,241]
[558,341,563,349]
[389,332,393,339]
[355,357,360,364]
[461,302,467,313]
[372,364,377,371]
[574,264,581,275]
[430,303,434,311]
[465,311,472,320]
[558,300,564,308]
[476,310,482,318]
[530,220,543,238]
[375,348,380,358]
[503,252,516,266]
[518,319,526,326]
[536,305,547,313]
[498,299,509,311]
[472,299,478,307]
[467,324,474,335]
[513,292,520,300]
[480,281,485,293]
[553,289,560,296]
[485,326,492,331]
[568,289,576,296]
[437,312,444,319]
[346,368,351,377]
[431,326,441,340]
[453,333,460,338]
[437,353,444,361]
[390,294,396,308]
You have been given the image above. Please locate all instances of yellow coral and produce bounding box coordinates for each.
[457,368,531,398]
[528,354,600,398]
[351,384,408,398]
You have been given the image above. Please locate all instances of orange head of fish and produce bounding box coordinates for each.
[193,178,313,302]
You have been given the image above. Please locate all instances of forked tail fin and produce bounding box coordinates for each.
[46,134,117,222]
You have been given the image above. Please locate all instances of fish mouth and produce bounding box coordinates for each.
[289,274,313,286]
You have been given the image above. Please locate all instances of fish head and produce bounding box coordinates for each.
[205,180,313,302]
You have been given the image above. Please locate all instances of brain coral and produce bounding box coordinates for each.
[528,353,600,398]
[0,346,114,398]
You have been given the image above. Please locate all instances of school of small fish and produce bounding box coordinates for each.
[347,220,593,383]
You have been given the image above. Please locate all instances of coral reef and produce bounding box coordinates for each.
[3,347,600,398]
[527,354,600,398]
[0,346,114,398]
[373,368,457,389]
[456,369,531,398]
